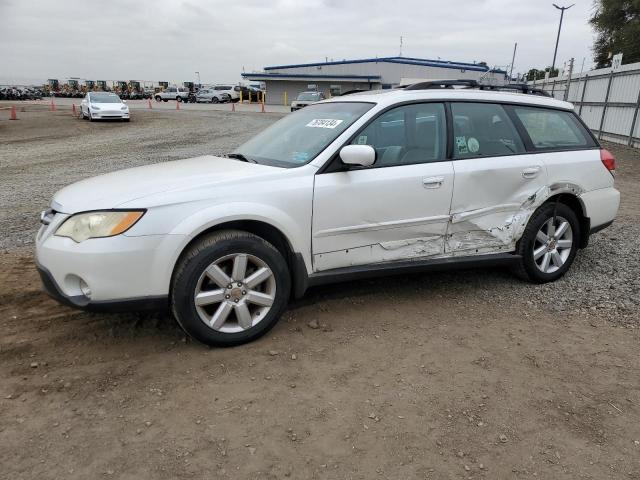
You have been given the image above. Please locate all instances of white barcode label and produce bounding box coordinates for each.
[306,118,344,129]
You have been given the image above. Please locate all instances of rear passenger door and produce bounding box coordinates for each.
[447,102,548,254]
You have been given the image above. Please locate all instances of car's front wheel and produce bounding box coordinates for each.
[211,97,219,103]
[171,230,291,347]
[155,96,162,102]
[515,202,580,283]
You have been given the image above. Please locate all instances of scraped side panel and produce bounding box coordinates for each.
[314,235,443,271]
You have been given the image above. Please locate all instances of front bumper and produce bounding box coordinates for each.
[35,214,184,312]
[36,261,167,312]
[91,110,129,119]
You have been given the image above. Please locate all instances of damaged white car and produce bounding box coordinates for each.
[36,81,620,346]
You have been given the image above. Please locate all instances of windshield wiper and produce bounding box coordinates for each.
[226,153,256,163]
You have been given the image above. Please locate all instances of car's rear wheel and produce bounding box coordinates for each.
[515,202,580,283]
[171,230,291,347]
[155,96,161,102]
[212,97,219,103]
[176,96,183,102]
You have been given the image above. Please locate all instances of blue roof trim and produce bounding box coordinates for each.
[242,72,382,80]
[262,56,490,72]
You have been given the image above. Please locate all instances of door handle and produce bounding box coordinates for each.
[522,167,541,179]
[422,176,444,188]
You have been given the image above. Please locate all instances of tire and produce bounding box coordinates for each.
[123,118,130,122]
[176,96,183,102]
[155,96,162,102]
[88,111,94,122]
[211,97,219,104]
[514,202,580,283]
[163,99,168,102]
[171,230,291,347]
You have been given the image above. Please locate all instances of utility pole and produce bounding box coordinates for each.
[551,3,574,78]
[509,42,517,82]
[195,71,201,86]
[399,36,403,57]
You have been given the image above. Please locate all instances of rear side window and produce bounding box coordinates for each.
[513,107,595,149]
[451,103,525,158]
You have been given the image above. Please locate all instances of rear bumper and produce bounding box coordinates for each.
[579,187,620,231]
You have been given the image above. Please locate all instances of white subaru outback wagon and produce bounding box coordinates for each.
[36,81,620,346]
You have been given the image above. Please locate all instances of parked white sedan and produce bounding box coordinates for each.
[38,82,619,347]
[81,92,130,121]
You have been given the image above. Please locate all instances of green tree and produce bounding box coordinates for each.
[525,67,559,81]
[590,0,640,68]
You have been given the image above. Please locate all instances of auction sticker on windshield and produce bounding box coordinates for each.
[306,119,344,129]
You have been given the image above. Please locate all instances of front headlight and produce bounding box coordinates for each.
[91,105,100,110]
[121,105,128,111]
[55,210,144,243]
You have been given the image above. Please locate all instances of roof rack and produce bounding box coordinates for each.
[478,83,552,97]
[400,79,552,97]
[402,80,479,90]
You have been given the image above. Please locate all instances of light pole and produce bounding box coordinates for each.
[551,3,574,78]
[195,71,201,86]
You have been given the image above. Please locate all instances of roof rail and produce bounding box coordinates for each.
[400,79,552,97]
[478,83,552,97]
[402,79,479,90]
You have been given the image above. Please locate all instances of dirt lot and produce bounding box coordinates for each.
[1,108,639,479]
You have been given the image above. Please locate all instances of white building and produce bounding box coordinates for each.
[242,56,507,104]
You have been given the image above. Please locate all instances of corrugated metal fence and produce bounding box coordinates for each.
[528,61,640,148]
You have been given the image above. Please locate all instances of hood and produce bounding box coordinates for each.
[52,156,280,213]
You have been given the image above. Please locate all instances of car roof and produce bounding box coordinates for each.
[325,88,574,111]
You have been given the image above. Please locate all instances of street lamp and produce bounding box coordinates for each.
[551,3,574,78]
[195,71,201,86]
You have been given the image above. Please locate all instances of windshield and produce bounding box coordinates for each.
[233,102,373,167]
[297,92,321,101]
[215,86,231,90]
[89,93,122,103]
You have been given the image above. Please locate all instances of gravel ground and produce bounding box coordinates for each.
[0,107,284,249]
[1,108,639,479]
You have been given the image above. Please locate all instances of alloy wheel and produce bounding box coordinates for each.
[533,215,573,274]
[194,253,276,333]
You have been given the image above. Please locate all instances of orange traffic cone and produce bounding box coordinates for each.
[231,102,235,112]
[9,105,17,120]
[176,101,180,110]
[49,98,56,111]
[72,104,77,116]
[148,99,152,109]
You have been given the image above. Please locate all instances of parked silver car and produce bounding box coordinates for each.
[195,89,230,103]
[291,91,326,111]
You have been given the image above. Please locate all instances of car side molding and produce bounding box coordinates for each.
[292,252,522,298]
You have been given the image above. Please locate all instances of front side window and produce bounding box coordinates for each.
[351,103,446,167]
[451,103,525,158]
[233,102,373,167]
[513,107,595,149]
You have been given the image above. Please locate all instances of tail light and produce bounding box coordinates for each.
[600,149,616,176]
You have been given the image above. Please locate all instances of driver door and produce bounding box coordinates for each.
[312,102,454,272]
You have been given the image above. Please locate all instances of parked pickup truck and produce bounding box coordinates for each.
[155,86,191,102]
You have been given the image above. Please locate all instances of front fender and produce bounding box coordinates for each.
[166,201,312,275]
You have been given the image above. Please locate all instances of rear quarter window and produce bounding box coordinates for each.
[513,107,595,150]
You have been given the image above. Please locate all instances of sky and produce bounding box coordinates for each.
[0,0,598,85]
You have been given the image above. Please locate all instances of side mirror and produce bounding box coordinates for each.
[122,100,127,103]
[339,144,376,167]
